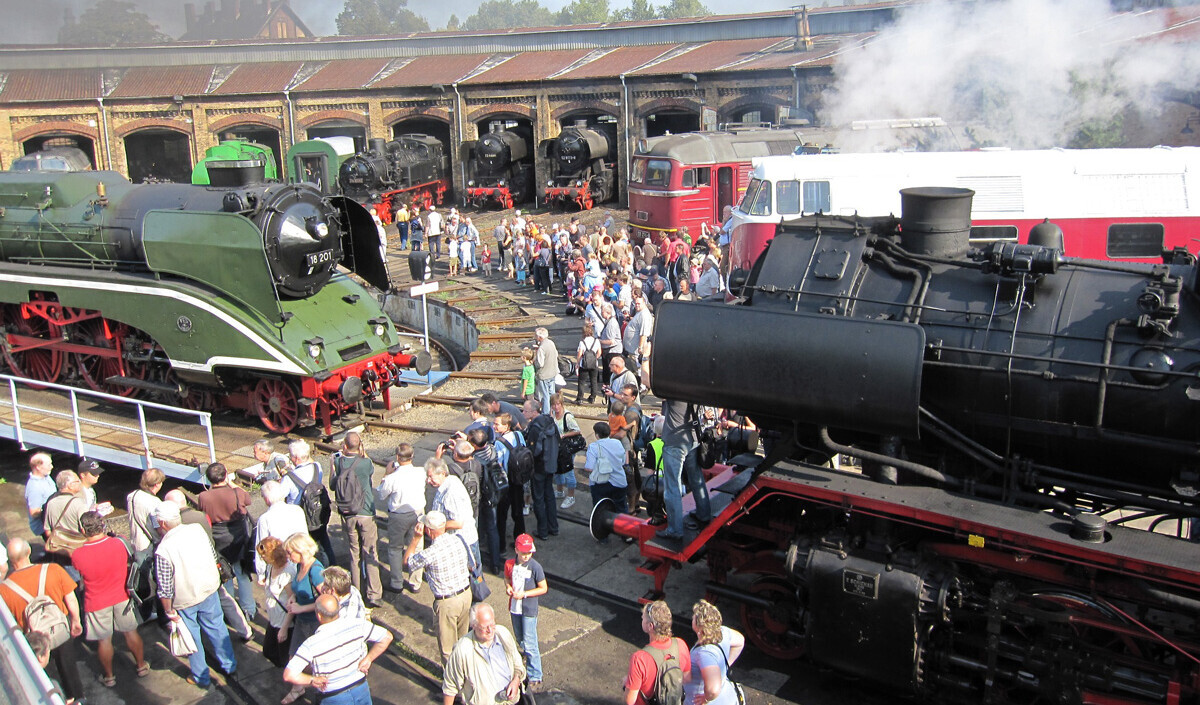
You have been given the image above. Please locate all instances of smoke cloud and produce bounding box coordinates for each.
[823,0,1200,149]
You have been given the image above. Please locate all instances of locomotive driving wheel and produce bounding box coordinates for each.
[740,576,806,660]
[2,304,65,384]
[72,318,141,397]
[251,377,300,433]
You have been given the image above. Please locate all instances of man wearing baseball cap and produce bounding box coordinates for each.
[504,534,548,692]
[404,510,471,665]
[77,458,103,509]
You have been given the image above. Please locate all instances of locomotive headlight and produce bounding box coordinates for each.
[308,344,322,359]
[547,180,554,187]
[314,222,329,238]
[375,324,386,336]
[576,180,584,187]
[368,316,389,338]
[468,179,475,187]
[498,180,506,187]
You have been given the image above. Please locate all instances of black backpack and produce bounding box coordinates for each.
[580,338,600,371]
[498,436,535,486]
[287,464,332,531]
[479,456,508,507]
[644,640,685,705]
[332,454,370,517]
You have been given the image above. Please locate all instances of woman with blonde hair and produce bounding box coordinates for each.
[281,532,324,705]
[686,600,745,705]
[256,536,296,668]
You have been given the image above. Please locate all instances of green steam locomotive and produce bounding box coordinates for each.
[0,165,429,434]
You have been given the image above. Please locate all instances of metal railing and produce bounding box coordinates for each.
[0,604,67,705]
[0,373,216,481]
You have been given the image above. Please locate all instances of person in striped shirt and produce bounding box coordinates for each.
[283,593,393,705]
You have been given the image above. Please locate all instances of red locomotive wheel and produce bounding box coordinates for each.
[2,305,65,384]
[251,377,300,433]
[73,319,140,397]
[740,576,806,660]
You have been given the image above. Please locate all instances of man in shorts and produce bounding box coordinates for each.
[72,510,149,686]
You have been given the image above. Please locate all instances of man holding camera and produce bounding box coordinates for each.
[404,510,472,666]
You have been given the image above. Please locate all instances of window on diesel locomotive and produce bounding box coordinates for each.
[1107,223,1164,259]
[776,180,801,215]
[738,178,762,210]
[802,181,830,213]
[681,168,710,188]
[631,159,646,183]
[748,180,772,216]
[682,169,695,188]
[645,160,672,187]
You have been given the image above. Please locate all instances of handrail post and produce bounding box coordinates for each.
[204,415,216,465]
[9,379,23,450]
[136,405,152,470]
[69,390,83,457]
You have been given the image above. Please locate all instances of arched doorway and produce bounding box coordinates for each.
[22,134,97,169]
[307,121,367,154]
[392,118,450,159]
[216,125,283,174]
[721,103,778,127]
[124,129,191,183]
[644,109,699,138]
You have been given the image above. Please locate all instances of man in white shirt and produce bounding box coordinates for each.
[427,457,480,570]
[427,206,444,260]
[376,443,427,593]
[254,480,309,582]
[695,255,723,298]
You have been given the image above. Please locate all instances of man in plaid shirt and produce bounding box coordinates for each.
[405,510,472,665]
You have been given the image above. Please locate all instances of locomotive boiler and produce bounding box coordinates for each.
[0,168,430,435]
[607,188,1200,704]
[463,127,534,209]
[336,134,448,220]
[538,123,617,210]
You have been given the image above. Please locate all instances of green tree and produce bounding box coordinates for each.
[445,14,461,30]
[657,0,710,19]
[336,0,430,35]
[461,0,556,30]
[58,0,169,46]
[557,0,611,24]
[613,0,658,21]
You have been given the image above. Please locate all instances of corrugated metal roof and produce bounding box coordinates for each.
[553,44,678,80]
[211,61,303,95]
[370,53,492,88]
[461,49,594,84]
[729,34,870,71]
[627,37,785,76]
[108,65,214,98]
[293,58,390,92]
[0,68,100,101]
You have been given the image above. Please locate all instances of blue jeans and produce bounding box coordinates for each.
[477,503,501,573]
[662,442,708,536]
[398,222,409,249]
[178,590,236,685]
[321,679,372,705]
[510,612,542,682]
[536,378,556,416]
[529,473,558,537]
[556,466,577,489]
[225,562,256,620]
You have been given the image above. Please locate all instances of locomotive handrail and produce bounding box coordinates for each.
[0,373,216,481]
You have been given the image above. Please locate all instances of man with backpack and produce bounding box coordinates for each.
[521,399,560,541]
[71,510,150,687]
[285,439,336,566]
[1,537,84,700]
[331,432,382,608]
[624,600,690,705]
[197,462,257,621]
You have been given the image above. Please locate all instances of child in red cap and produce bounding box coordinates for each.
[504,534,548,691]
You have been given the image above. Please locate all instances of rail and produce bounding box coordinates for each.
[0,603,67,705]
[0,373,216,483]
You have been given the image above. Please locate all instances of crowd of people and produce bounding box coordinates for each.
[1,203,760,705]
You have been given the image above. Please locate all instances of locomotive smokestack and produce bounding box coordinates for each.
[369,138,386,154]
[899,187,974,257]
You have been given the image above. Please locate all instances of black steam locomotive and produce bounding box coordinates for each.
[538,122,617,210]
[336,134,448,222]
[600,188,1200,704]
[463,127,534,209]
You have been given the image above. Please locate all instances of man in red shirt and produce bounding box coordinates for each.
[624,600,691,705]
[71,511,149,686]
[1,537,84,700]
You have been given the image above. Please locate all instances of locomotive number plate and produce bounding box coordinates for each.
[842,569,879,599]
[306,250,334,268]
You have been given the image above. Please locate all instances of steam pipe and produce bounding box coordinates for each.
[819,426,959,487]
[283,90,296,147]
[96,97,111,170]
[867,249,926,322]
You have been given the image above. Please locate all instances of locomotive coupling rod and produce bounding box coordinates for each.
[704,582,777,609]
